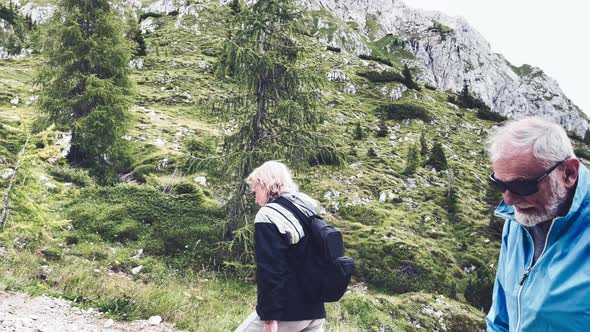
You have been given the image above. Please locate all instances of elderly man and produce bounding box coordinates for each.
[485,117,590,331]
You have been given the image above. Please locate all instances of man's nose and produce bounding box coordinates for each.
[503,190,522,206]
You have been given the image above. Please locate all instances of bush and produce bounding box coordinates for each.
[378,103,432,122]
[133,164,157,182]
[464,266,495,311]
[326,45,341,53]
[174,182,199,195]
[47,165,93,186]
[41,247,63,261]
[358,53,393,67]
[185,137,216,157]
[339,205,388,225]
[308,146,343,166]
[476,108,507,122]
[357,70,403,83]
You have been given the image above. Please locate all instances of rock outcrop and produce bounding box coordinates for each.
[305,0,588,137]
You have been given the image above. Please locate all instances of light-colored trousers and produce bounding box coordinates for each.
[235,311,324,332]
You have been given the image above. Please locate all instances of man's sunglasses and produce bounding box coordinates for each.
[489,158,568,196]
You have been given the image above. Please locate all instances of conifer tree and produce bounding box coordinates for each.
[229,0,241,15]
[402,64,420,91]
[426,141,448,171]
[214,0,330,235]
[37,0,132,181]
[419,131,428,157]
[376,116,387,138]
[403,143,420,175]
[354,122,364,140]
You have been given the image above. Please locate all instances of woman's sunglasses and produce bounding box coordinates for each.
[489,158,568,196]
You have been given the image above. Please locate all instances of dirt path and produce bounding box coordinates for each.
[0,291,177,332]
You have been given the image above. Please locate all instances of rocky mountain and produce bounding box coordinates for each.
[302,0,588,137]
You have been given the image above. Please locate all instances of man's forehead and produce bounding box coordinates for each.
[492,152,545,177]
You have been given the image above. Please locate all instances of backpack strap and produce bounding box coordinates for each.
[272,196,313,236]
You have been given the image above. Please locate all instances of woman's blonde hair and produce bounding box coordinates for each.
[246,161,298,198]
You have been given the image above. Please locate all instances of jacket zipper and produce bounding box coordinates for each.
[515,221,556,332]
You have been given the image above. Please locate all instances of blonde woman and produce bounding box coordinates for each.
[235,161,325,332]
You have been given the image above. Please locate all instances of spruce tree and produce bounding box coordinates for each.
[214,0,330,235]
[376,116,387,138]
[426,141,448,171]
[403,143,420,175]
[229,0,241,15]
[37,0,132,181]
[419,131,428,157]
[354,122,364,140]
[402,64,420,91]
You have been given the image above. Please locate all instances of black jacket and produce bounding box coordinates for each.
[254,193,326,321]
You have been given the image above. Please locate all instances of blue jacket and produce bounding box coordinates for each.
[486,163,590,331]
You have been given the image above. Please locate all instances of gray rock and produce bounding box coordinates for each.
[39,176,57,189]
[148,315,162,325]
[104,319,114,328]
[1,168,15,180]
[131,265,143,275]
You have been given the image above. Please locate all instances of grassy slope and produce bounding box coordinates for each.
[2,1,588,331]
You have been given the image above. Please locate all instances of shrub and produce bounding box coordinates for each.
[476,108,507,122]
[464,266,495,311]
[133,164,157,182]
[367,147,378,157]
[308,146,343,166]
[358,53,393,67]
[326,45,341,53]
[357,70,403,83]
[174,182,199,195]
[378,103,432,122]
[184,137,216,157]
[41,247,63,261]
[339,205,388,225]
[47,165,93,186]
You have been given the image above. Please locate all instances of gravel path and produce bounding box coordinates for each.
[0,291,176,332]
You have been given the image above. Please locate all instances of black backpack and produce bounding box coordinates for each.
[274,196,355,303]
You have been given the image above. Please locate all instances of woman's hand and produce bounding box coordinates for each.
[263,320,278,332]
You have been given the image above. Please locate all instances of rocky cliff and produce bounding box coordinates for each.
[303,0,588,137]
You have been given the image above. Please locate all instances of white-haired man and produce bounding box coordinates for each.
[486,117,590,331]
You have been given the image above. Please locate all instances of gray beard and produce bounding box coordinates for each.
[514,177,568,226]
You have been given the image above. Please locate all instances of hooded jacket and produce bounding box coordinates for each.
[486,163,590,331]
[254,192,326,321]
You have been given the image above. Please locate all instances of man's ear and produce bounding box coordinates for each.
[563,158,580,189]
